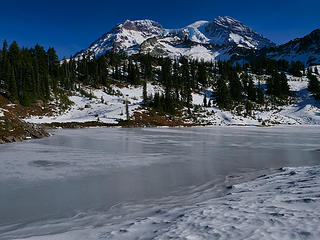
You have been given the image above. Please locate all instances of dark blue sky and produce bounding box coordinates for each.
[1,0,319,58]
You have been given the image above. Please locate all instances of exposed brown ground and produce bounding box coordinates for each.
[0,95,50,144]
[0,110,49,144]
[120,108,198,127]
[0,95,199,144]
[43,121,118,128]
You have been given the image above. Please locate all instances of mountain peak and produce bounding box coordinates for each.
[215,16,241,24]
[75,16,275,61]
[213,16,254,35]
[121,19,163,31]
[203,16,275,49]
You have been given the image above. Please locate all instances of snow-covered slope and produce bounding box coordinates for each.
[191,73,320,126]
[75,20,167,58]
[75,17,275,61]
[74,17,320,66]
[24,73,320,126]
[178,16,275,49]
[265,29,320,66]
[25,83,163,124]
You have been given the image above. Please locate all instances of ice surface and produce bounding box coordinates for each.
[95,166,320,240]
[7,167,320,240]
[0,126,320,240]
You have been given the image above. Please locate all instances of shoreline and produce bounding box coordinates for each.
[0,113,50,145]
[0,117,315,145]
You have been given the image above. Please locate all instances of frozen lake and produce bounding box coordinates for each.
[0,126,320,239]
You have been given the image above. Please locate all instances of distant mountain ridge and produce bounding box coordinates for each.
[263,29,320,66]
[75,16,275,61]
[178,16,274,49]
[74,17,320,66]
[78,19,166,56]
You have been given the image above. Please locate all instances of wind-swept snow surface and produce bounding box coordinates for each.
[150,166,320,240]
[11,166,320,240]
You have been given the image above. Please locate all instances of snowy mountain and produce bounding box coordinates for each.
[75,16,275,61]
[175,16,274,49]
[264,29,320,66]
[76,20,167,57]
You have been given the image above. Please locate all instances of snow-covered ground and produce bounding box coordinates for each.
[25,83,163,124]
[191,74,320,125]
[24,74,320,126]
[13,165,320,240]
[109,165,320,240]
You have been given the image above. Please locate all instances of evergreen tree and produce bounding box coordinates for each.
[8,67,18,101]
[197,62,207,86]
[47,47,59,92]
[143,80,147,103]
[245,100,253,115]
[240,72,250,94]
[152,92,163,113]
[247,78,256,102]
[289,61,304,77]
[308,73,320,100]
[0,41,9,90]
[181,58,192,110]
[127,60,140,84]
[160,58,172,87]
[267,71,289,98]
[142,53,152,80]
[203,94,207,107]
[229,72,243,102]
[125,100,130,120]
[190,60,197,89]
[8,41,21,97]
[256,86,265,104]
[279,72,290,97]
[215,77,232,109]
[172,60,181,100]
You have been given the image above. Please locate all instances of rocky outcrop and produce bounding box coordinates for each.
[0,111,49,144]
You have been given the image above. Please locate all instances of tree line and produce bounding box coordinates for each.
[0,41,60,105]
[1,40,319,115]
